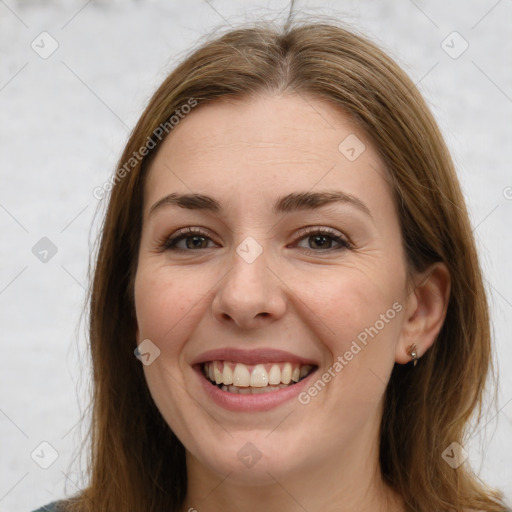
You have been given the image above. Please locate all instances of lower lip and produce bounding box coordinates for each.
[195,365,317,412]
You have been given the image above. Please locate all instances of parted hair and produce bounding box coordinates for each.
[64,18,508,512]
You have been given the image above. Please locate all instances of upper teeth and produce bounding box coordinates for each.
[204,361,314,388]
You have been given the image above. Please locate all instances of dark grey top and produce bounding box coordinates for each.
[31,499,511,512]
[32,502,62,512]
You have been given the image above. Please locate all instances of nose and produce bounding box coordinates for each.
[211,244,287,330]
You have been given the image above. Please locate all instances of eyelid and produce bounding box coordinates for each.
[294,225,348,242]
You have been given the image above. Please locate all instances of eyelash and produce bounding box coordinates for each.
[158,226,352,255]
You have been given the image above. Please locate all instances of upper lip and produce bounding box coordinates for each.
[191,347,319,367]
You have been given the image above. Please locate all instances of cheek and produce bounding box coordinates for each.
[304,265,404,403]
[305,265,402,349]
[134,265,212,443]
[134,263,209,348]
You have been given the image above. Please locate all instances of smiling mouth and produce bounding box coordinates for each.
[203,360,317,394]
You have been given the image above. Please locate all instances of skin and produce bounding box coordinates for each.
[134,92,450,512]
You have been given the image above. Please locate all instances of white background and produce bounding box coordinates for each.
[1,1,511,511]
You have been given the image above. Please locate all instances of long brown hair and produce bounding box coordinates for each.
[64,19,508,512]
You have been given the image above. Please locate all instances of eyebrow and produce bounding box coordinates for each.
[148,191,372,218]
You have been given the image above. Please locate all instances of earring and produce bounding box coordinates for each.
[406,343,418,366]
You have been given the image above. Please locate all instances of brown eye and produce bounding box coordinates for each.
[160,228,217,252]
[294,227,351,253]
[176,235,210,250]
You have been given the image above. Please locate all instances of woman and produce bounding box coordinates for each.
[33,18,509,512]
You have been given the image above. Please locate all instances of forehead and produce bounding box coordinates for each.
[144,93,392,219]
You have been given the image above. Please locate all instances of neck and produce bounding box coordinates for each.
[179,420,404,512]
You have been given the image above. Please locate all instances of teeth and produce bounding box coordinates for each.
[300,365,311,379]
[222,363,233,385]
[204,361,315,390]
[268,364,281,385]
[220,383,294,394]
[250,364,268,387]
[233,363,251,387]
[281,363,292,384]
[214,363,223,385]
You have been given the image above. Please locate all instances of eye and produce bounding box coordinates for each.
[158,226,351,254]
[158,227,218,252]
[292,226,351,253]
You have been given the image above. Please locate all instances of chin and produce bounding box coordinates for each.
[188,428,315,486]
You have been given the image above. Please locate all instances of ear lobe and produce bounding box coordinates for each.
[395,262,451,364]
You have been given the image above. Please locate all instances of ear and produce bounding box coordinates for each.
[395,262,451,364]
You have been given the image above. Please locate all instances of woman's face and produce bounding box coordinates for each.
[134,93,413,483]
